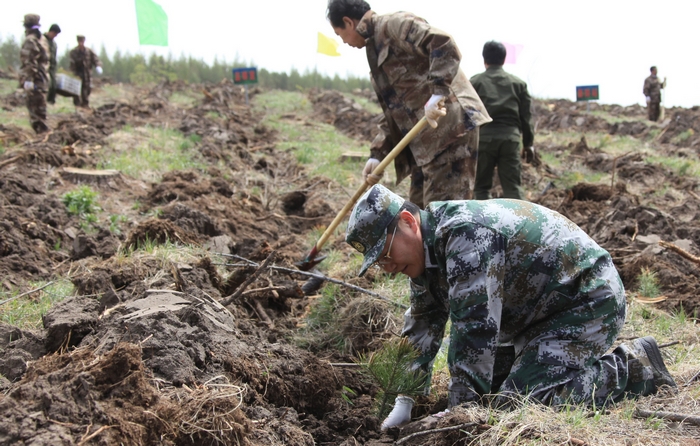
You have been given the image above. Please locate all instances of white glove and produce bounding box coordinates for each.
[363,157,383,185]
[96,66,103,75]
[23,81,34,91]
[381,396,414,430]
[424,94,446,128]
[645,96,651,103]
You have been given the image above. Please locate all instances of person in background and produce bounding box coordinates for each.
[43,24,61,104]
[19,14,49,134]
[470,41,534,200]
[69,35,103,108]
[643,66,666,122]
[327,0,491,208]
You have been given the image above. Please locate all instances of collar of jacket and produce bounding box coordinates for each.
[355,10,376,40]
[419,209,439,268]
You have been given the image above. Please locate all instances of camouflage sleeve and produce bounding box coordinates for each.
[643,78,650,97]
[69,49,77,73]
[403,280,449,374]
[369,114,394,160]
[388,16,462,97]
[441,224,505,396]
[19,37,41,85]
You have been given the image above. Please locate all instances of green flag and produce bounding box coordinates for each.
[135,0,168,46]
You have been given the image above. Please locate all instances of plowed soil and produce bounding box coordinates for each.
[1,78,700,445]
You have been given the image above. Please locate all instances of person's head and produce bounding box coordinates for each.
[482,41,507,66]
[346,184,425,278]
[327,0,370,49]
[23,14,41,36]
[77,35,86,47]
[650,66,657,76]
[47,24,61,39]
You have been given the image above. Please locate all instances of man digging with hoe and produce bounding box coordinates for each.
[346,184,677,430]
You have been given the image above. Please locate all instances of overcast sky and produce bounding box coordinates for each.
[2,0,696,108]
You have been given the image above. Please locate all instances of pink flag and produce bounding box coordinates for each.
[502,42,524,64]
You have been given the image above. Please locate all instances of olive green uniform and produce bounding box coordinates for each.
[470,66,534,200]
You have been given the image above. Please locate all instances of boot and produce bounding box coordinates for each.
[627,336,677,395]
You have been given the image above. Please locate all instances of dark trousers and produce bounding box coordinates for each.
[474,135,523,200]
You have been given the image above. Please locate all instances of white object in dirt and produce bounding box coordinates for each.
[381,396,414,430]
[56,73,82,96]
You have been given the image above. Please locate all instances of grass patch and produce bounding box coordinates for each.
[100,125,207,182]
[0,280,75,329]
[253,90,369,188]
[646,153,700,178]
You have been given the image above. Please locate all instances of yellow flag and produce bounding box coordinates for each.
[317,32,341,57]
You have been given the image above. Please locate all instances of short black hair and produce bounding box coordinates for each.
[650,66,657,72]
[386,201,421,233]
[49,24,61,33]
[327,0,371,28]
[483,41,507,66]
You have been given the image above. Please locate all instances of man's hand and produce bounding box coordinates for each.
[645,96,651,104]
[96,66,103,75]
[522,146,535,164]
[23,81,34,91]
[363,158,383,185]
[424,94,446,129]
[381,396,414,431]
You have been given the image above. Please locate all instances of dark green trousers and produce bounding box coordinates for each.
[474,135,522,200]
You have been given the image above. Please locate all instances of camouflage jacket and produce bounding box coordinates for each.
[356,10,491,183]
[643,75,664,102]
[69,46,100,76]
[406,199,623,394]
[470,66,534,147]
[19,32,48,88]
[42,33,58,74]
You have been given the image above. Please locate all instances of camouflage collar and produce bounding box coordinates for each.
[355,10,375,40]
[420,209,438,268]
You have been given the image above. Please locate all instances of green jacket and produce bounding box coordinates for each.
[404,199,624,399]
[43,33,58,75]
[470,66,534,147]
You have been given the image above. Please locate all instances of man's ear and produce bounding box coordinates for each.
[342,16,356,30]
[399,210,419,234]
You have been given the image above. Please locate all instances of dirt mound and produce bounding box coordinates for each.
[3,80,700,444]
[309,88,381,142]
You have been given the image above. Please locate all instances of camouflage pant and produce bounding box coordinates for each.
[409,130,479,208]
[26,88,49,134]
[647,101,661,122]
[73,72,91,107]
[474,134,522,200]
[405,256,652,408]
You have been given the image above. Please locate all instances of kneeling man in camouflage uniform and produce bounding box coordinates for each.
[346,184,676,429]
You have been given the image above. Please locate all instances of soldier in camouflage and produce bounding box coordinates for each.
[327,0,491,208]
[643,66,666,122]
[346,184,676,429]
[19,14,49,134]
[43,24,61,104]
[69,35,102,108]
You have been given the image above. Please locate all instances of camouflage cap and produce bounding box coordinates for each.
[77,35,86,41]
[346,184,405,277]
[23,14,40,27]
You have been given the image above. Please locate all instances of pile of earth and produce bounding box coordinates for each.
[1,77,700,444]
[311,92,700,318]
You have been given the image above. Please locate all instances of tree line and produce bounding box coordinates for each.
[0,35,371,92]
